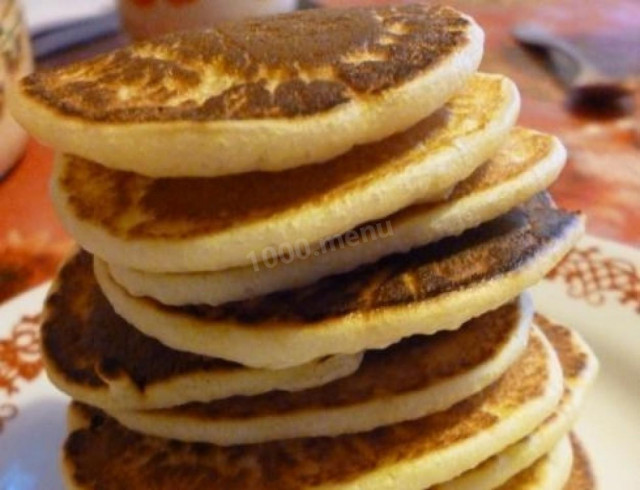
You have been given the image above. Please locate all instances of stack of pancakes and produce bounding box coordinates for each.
[10,4,599,489]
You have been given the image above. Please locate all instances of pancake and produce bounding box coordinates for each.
[11,5,484,178]
[62,324,564,489]
[42,252,363,410]
[564,434,597,490]
[51,73,519,273]
[496,436,573,490]
[109,127,566,306]
[95,195,584,369]
[435,315,599,490]
[104,295,532,445]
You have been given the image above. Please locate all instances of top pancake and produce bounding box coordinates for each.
[10,4,483,177]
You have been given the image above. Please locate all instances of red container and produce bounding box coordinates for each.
[119,0,298,39]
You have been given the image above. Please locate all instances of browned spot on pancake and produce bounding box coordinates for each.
[140,195,579,326]
[41,252,242,390]
[154,301,522,419]
[495,333,549,408]
[565,433,597,490]
[507,315,595,444]
[64,334,551,489]
[448,128,553,200]
[536,314,587,380]
[23,5,471,122]
[385,128,556,229]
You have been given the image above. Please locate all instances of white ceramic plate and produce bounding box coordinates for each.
[0,235,638,489]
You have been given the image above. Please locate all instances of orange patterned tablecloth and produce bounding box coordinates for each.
[0,0,638,304]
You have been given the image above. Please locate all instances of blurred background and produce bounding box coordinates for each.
[0,0,638,302]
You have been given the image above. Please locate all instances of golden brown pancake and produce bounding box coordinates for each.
[51,73,519,273]
[109,127,566,307]
[496,436,573,490]
[11,5,484,177]
[564,434,597,490]
[435,314,599,490]
[95,194,584,369]
[42,252,363,410]
[62,326,564,489]
[104,296,532,445]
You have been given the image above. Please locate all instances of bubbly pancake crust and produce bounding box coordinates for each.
[10,4,484,178]
[22,5,471,122]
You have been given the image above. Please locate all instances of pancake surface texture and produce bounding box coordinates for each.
[62,325,564,489]
[42,252,363,410]
[95,195,583,369]
[109,127,566,306]
[435,315,599,490]
[11,5,483,177]
[496,436,573,490]
[564,434,597,490]
[106,295,532,444]
[51,73,519,273]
